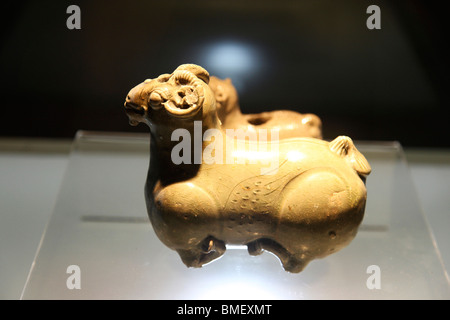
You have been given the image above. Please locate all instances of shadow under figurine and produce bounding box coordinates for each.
[124,64,371,273]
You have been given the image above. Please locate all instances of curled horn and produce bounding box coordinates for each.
[163,67,209,118]
[161,64,211,118]
[175,64,210,84]
[173,70,201,86]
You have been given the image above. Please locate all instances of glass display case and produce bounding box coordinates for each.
[20,131,450,299]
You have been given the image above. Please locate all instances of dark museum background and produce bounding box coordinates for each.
[1,0,448,147]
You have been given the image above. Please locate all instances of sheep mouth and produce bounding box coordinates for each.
[124,102,146,115]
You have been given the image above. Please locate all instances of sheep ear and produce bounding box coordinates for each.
[175,64,210,84]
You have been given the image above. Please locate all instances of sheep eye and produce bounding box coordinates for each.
[149,92,162,106]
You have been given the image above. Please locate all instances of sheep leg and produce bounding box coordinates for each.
[176,236,226,268]
[247,238,308,273]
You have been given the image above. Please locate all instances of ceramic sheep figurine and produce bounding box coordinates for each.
[124,64,370,272]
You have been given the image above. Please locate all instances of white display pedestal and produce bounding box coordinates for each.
[21,131,450,299]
